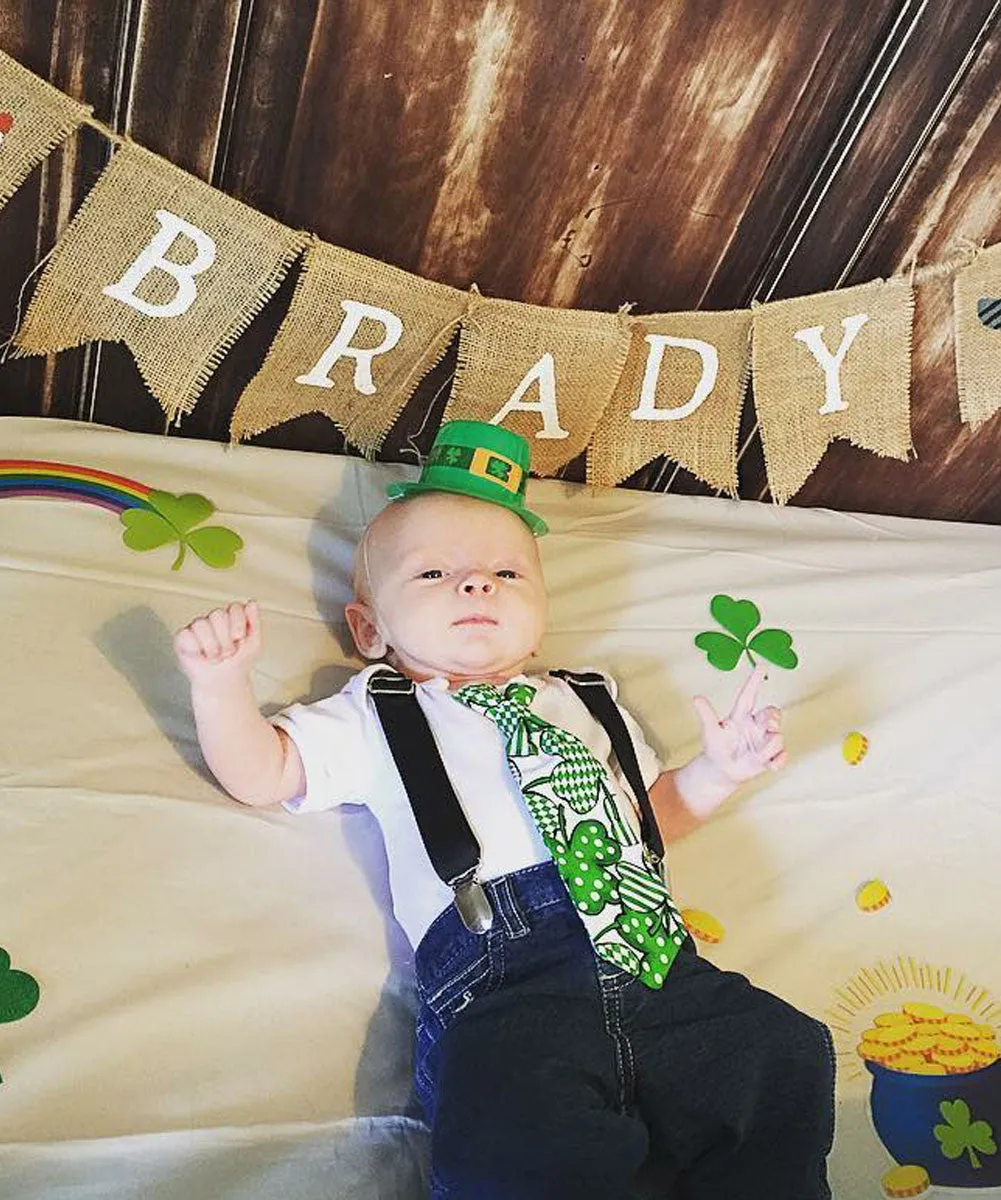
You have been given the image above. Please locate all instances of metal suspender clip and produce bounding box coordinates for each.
[642,845,665,879]
[449,867,494,934]
[367,667,494,935]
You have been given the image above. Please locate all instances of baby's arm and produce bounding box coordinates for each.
[173,601,305,807]
[650,667,786,844]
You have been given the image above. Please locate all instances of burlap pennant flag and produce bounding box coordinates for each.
[752,277,913,503]
[954,244,1001,429]
[12,141,308,418]
[0,51,90,212]
[444,294,631,476]
[587,309,751,493]
[231,239,466,451]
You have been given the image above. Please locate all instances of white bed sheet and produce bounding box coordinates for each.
[1,416,999,1198]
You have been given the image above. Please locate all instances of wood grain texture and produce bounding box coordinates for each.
[0,0,999,524]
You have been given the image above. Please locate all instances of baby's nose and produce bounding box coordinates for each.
[461,572,495,595]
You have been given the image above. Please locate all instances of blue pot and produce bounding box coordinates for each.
[868,1059,1001,1187]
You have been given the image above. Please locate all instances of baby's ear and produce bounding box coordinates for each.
[345,600,387,659]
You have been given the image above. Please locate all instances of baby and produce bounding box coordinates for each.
[174,420,834,1199]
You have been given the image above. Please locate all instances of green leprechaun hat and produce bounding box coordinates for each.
[387,419,548,536]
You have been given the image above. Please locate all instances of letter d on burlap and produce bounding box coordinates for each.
[587,310,751,493]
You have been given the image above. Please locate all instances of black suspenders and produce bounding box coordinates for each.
[547,669,665,875]
[367,666,667,935]
[366,669,494,934]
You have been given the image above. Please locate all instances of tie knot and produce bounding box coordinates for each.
[453,680,537,711]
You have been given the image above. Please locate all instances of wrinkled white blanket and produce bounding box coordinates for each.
[1,416,999,1199]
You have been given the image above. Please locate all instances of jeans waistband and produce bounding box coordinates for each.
[416,861,578,981]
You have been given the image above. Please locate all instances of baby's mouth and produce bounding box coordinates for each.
[453,615,498,626]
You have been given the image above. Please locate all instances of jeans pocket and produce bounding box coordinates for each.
[422,935,503,1031]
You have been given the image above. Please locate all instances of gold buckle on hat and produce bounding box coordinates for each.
[469,446,522,494]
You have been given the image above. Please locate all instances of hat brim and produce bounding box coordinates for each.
[386,479,548,536]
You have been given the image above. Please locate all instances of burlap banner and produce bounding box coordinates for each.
[12,141,307,418]
[444,293,632,476]
[954,243,1001,429]
[752,278,914,504]
[6,49,1001,502]
[587,309,752,493]
[231,239,466,452]
[0,51,90,211]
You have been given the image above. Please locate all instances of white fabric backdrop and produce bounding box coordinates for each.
[1,416,999,1198]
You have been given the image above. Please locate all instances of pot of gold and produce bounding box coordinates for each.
[859,1002,1001,1187]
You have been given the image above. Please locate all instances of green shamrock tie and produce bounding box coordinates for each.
[453,681,688,989]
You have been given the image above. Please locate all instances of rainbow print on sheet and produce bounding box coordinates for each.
[0,458,154,512]
[0,459,244,570]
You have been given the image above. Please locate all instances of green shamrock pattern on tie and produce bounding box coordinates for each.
[453,681,688,989]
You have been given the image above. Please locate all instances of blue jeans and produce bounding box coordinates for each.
[414,861,835,1200]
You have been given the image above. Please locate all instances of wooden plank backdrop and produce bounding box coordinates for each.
[1,0,1000,522]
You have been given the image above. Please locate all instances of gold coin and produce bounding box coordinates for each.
[970,1024,998,1040]
[889,1053,933,1073]
[881,1163,930,1197]
[874,1012,914,1028]
[904,1033,939,1055]
[946,1012,974,1023]
[903,1002,946,1023]
[680,909,724,944]
[939,1020,976,1040]
[868,1025,915,1046]
[932,1039,969,1058]
[843,731,869,765]
[906,1061,948,1075]
[945,1051,979,1073]
[856,879,891,912]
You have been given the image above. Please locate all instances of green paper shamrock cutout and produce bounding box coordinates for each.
[0,946,41,1081]
[0,947,39,1025]
[549,820,621,915]
[935,1099,997,1169]
[695,594,799,671]
[121,489,244,571]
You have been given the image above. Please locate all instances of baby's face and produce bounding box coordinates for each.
[347,492,548,685]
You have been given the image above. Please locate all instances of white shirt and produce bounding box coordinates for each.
[272,664,664,949]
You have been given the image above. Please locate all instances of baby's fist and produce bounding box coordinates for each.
[174,600,262,685]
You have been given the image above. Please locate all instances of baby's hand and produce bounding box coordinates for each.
[173,600,262,686]
[693,665,787,785]
[673,666,788,821]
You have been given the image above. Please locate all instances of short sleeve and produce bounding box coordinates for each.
[590,669,665,791]
[270,687,374,814]
[616,702,664,790]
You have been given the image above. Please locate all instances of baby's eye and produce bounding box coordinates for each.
[419,569,444,580]
[496,569,518,579]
